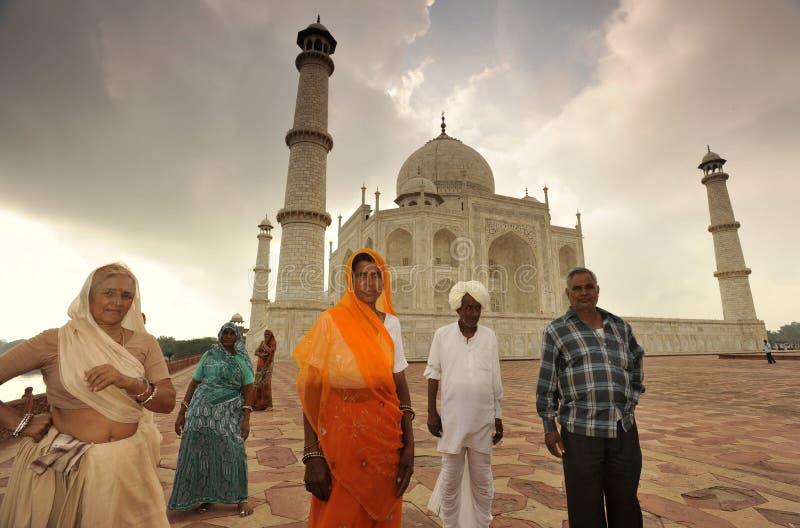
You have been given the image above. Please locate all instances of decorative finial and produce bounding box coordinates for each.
[361,182,366,189]
[441,111,446,135]
[707,144,711,153]
[417,166,421,176]
[317,14,320,24]
[524,187,529,197]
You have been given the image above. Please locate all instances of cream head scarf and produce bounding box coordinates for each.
[57,263,148,423]
[448,280,490,311]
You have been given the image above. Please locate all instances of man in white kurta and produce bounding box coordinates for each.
[425,281,503,528]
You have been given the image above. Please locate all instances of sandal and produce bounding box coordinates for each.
[194,503,210,514]
[237,503,253,517]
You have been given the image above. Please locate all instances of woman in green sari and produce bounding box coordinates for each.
[169,322,255,517]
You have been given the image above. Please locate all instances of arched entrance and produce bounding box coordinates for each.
[487,233,537,313]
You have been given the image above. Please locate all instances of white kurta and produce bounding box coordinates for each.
[384,313,409,373]
[424,322,502,455]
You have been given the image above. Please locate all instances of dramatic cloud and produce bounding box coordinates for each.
[1,0,797,340]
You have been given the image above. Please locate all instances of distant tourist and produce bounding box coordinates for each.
[294,249,414,527]
[253,329,277,410]
[169,322,255,517]
[764,339,776,364]
[536,267,646,528]
[425,280,503,527]
[0,263,176,527]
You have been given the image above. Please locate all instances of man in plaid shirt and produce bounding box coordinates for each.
[536,267,645,528]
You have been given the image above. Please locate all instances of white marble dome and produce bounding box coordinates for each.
[396,133,495,196]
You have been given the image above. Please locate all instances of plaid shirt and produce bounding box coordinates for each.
[536,307,645,438]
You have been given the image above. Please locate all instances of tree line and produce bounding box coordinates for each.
[767,321,800,344]
[157,336,217,361]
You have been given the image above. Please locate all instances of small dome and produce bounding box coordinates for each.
[399,176,438,196]
[230,313,244,323]
[702,150,722,164]
[259,215,273,229]
[522,194,540,203]
[296,18,337,53]
[698,147,726,169]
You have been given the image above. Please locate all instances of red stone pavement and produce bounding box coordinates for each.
[1,355,798,527]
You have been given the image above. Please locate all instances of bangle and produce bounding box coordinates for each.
[131,377,150,400]
[243,405,253,412]
[302,451,325,464]
[12,413,34,438]
[181,400,190,410]
[303,440,319,451]
[399,404,415,421]
[140,383,158,406]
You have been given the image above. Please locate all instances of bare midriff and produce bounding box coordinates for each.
[52,407,138,443]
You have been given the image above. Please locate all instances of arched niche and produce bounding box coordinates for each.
[558,245,577,281]
[392,278,412,312]
[487,232,537,313]
[332,248,354,297]
[386,228,413,267]
[433,229,456,267]
[433,278,455,312]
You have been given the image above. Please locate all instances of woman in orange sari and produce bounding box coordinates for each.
[294,248,415,527]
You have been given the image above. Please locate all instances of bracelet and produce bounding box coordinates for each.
[12,413,34,438]
[140,383,158,406]
[180,400,190,411]
[131,377,150,400]
[399,404,415,421]
[302,451,325,464]
[303,440,320,451]
[243,405,253,412]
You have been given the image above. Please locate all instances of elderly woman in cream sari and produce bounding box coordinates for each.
[0,263,176,527]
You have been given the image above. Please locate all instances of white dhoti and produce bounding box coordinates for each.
[428,448,494,528]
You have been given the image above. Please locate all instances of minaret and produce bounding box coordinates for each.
[699,147,757,320]
[274,18,336,304]
[248,215,273,337]
[543,185,550,220]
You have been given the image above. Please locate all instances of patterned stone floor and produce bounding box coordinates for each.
[1,355,798,527]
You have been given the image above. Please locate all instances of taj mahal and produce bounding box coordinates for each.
[247,20,765,360]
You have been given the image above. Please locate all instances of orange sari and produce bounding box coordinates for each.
[293,248,403,527]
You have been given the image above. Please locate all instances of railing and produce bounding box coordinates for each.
[166,353,204,374]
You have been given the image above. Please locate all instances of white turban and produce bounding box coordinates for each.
[448,280,490,311]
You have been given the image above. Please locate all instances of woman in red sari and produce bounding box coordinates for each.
[253,329,276,411]
[293,248,414,527]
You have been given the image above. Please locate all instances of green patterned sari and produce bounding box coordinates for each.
[168,335,253,510]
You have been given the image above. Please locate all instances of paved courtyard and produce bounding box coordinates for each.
[1,354,798,527]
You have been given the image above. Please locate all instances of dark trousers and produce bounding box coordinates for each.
[766,352,776,364]
[561,422,643,528]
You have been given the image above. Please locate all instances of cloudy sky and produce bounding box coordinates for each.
[1,0,798,341]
